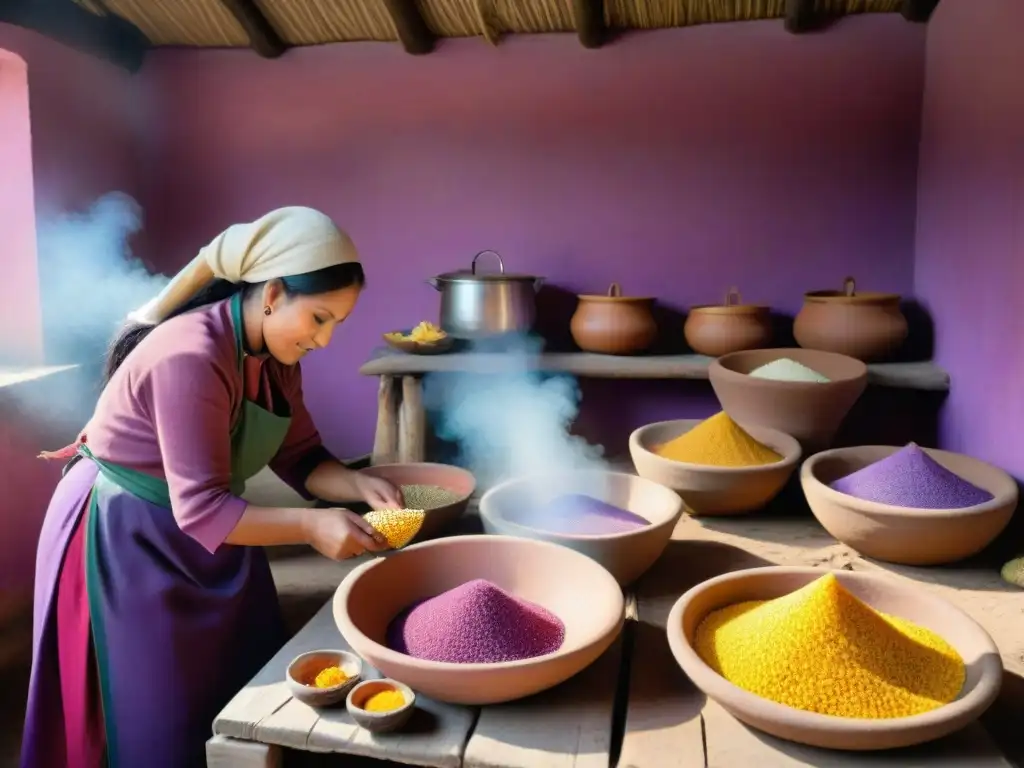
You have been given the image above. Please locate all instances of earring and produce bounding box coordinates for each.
[263,306,272,316]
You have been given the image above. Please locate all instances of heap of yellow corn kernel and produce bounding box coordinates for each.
[694,573,965,719]
[363,509,426,549]
[313,665,349,689]
[385,321,447,344]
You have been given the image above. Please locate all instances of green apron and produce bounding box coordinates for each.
[79,291,292,766]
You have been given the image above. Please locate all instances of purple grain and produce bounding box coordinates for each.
[830,443,994,509]
[386,579,565,663]
[527,493,650,535]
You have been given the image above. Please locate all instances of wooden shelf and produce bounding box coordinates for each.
[360,349,950,391]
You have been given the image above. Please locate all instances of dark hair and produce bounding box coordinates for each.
[104,262,365,384]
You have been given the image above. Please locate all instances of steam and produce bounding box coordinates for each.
[35,192,169,365]
[10,192,169,435]
[422,332,609,491]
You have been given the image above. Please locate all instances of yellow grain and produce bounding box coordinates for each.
[313,665,348,689]
[363,508,426,549]
[694,574,965,718]
[363,689,406,712]
[654,411,783,467]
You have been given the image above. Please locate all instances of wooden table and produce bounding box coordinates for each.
[208,506,1019,768]
[358,349,952,466]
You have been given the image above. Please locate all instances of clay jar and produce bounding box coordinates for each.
[683,287,772,357]
[570,283,657,355]
[794,276,908,362]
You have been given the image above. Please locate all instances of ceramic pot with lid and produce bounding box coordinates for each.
[427,251,544,338]
[683,287,772,357]
[570,283,658,355]
[793,276,908,362]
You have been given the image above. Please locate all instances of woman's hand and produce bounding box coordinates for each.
[354,473,404,509]
[302,508,388,560]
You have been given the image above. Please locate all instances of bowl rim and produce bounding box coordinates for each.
[477,469,684,541]
[801,445,1019,518]
[711,347,869,386]
[629,418,803,476]
[286,649,363,692]
[334,534,626,672]
[357,462,477,500]
[345,677,416,717]
[666,565,1003,734]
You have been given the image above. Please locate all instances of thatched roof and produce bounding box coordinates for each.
[69,0,938,60]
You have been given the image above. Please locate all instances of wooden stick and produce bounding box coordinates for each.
[398,376,426,463]
[218,0,287,58]
[572,0,607,48]
[784,0,815,33]
[901,0,940,22]
[382,0,435,55]
[372,376,399,466]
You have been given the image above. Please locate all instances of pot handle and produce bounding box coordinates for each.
[471,250,505,275]
[425,277,440,290]
[843,276,856,297]
[724,286,742,306]
[607,282,622,297]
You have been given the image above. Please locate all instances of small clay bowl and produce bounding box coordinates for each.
[286,649,362,707]
[383,330,454,355]
[666,566,1003,751]
[629,419,801,516]
[346,678,416,733]
[478,469,683,585]
[709,348,868,453]
[801,445,1018,565]
[357,462,476,544]
[334,534,624,705]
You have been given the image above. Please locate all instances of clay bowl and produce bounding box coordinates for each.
[357,463,475,544]
[333,534,625,705]
[666,566,1003,751]
[801,445,1018,566]
[477,469,683,585]
[629,419,801,516]
[346,678,416,733]
[286,649,362,707]
[383,330,454,355]
[709,348,867,452]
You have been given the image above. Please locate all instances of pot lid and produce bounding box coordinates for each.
[804,276,900,304]
[688,287,768,313]
[577,282,654,302]
[433,250,541,283]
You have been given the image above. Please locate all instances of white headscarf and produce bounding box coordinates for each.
[128,206,360,325]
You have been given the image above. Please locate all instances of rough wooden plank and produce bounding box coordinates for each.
[372,375,399,466]
[206,735,282,768]
[216,594,477,767]
[463,636,622,768]
[359,350,950,391]
[702,699,1011,767]
[399,375,426,463]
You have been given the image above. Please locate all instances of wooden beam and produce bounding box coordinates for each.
[218,0,286,58]
[572,0,607,49]
[901,0,940,23]
[382,0,435,55]
[0,0,149,72]
[784,0,816,33]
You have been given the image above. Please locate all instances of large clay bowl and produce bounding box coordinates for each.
[357,463,475,544]
[802,446,1018,565]
[629,419,801,516]
[478,470,683,585]
[709,348,867,452]
[334,534,624,705]
[667,566,1003,751]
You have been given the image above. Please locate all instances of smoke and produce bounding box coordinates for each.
[35,192,169,366]
[422,332,609,491]
[10,193,170,435]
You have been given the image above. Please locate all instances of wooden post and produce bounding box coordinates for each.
[398,375,426,463]
[371,376,399,466]
[206,735,281,767]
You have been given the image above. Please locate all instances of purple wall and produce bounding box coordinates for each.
[139,15,926,458]
[915,0,1024,479]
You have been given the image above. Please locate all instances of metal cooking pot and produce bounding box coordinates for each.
[426,250,544,338]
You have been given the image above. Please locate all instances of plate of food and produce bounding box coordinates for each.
[383,321,454,354]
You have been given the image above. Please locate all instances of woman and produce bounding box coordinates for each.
[21,207,403,768]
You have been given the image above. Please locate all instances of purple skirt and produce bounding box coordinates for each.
[21,459,286,768]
